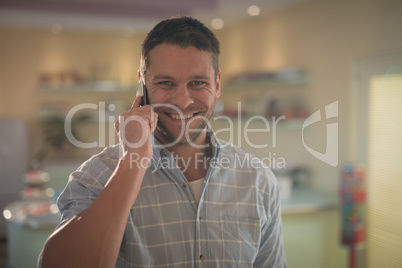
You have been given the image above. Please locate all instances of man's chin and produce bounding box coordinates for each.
[155,124,207,147]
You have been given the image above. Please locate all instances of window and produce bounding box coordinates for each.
[367,74,402,268]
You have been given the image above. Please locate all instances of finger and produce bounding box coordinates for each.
[129,95,142,111]
[150,112,158,133]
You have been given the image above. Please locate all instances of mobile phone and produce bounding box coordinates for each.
[138,81,150,106]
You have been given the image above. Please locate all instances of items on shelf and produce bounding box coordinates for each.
[221,68,310,121]
[264,96,309,119]
[2,167,60,229]
[21,169,54,200]
[221,94,309,121]
[37,61,137,91]
[38,70,85,88]
[226,68,307,84]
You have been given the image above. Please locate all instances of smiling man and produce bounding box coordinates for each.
[40,17,286,268]
[148,45,218,142]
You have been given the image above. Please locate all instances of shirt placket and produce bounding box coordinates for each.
[197,144,220,267]
[196,184,209,267]
[154,139,220,267]
[158,148,200,266]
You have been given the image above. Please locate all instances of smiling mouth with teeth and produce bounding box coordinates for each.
[169,113,198,120]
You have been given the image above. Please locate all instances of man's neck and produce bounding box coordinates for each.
[155,132,212,182]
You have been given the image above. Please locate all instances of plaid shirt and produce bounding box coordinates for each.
[50,132,286,267]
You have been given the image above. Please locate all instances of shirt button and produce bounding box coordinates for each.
[183,182,188,188]
[199,254,205,262]
[161,150,169,157]
[199,214,203,220]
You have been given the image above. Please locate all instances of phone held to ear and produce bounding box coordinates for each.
[137,81,155,145]
[138,82,150,106]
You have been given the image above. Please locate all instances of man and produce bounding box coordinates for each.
[40,16,286,267]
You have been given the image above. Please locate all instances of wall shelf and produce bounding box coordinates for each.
[223,72,310,92]
[38,81,138,94]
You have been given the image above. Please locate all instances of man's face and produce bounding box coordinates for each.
[144,44,221,146]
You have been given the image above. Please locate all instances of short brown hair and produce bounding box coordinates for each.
[140,16,220,80]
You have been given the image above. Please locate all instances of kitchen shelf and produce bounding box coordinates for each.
[222,74,310,91]
[38,81,138,93]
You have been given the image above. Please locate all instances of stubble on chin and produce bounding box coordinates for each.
[155,118,208,146]
[154,101,215,147]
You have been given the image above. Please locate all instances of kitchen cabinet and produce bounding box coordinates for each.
[281,188,348,268]
[282,209,348,268]
[5,222,53,268]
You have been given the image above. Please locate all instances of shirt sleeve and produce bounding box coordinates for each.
[37,157,112,268]
[56,158,114,228]
[254,173,287,267]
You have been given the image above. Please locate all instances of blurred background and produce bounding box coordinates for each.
[1,0,402,267]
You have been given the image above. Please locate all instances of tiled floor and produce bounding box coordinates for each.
[0,238,7,268]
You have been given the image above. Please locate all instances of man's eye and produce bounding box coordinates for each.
[192,81,206,86]
[158,81,172,86]
[156,81,175,89]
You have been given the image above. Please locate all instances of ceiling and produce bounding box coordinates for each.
[0,0,310,32]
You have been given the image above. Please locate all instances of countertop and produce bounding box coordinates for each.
[281,187,339,214]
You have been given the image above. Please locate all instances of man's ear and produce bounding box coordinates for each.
[215,70,222,98]
[137,70,141,82]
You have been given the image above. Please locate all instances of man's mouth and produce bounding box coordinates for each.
[167,112,199,120]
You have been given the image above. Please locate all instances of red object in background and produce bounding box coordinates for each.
[340,164,367,246]
[340,164,367,268]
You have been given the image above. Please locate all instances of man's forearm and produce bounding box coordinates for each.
[41,159,145,268]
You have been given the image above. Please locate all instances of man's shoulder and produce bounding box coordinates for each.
[76,144,120,176]
[215,139,279,192]
[217,139,259,162]
[95,144,121,161]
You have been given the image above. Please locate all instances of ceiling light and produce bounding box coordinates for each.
[247,5,261,16]
[211,18,224,30]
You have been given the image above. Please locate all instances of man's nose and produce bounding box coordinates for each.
[170,85,194,109]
